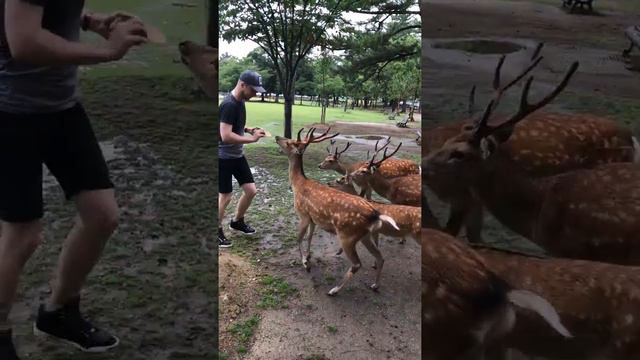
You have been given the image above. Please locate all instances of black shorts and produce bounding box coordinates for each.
[219,156,254,194]
[0,103,113,222]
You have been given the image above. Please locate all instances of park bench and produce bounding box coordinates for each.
[623,25,640,57]
[396,114,410,128]
[562,0,593,13]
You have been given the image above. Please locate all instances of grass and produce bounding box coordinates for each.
[257,275,298,309]
[237,101,393,143]
[228,315,261,349]
[83,0,207,77]
[327,325,338,334]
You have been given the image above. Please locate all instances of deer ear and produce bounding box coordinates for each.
[480,137,498,159]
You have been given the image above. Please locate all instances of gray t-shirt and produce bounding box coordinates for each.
[0,0,84,114]
[219,93,246,159]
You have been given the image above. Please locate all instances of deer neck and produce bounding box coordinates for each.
[288,153,308,189]
[333,160,352,175]
[472,152,545,238]
[369,170,391,196]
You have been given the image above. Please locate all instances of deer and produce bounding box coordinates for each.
[422,228,571,360]
[178,40,218,99]
[350,142,421,207]
[423,46,639,244]
[475,245,640,360]
[319,141,371,198]
[326,174,420,247]
[423,55,640,265]
[319,140,420,199]
[276,127,400,296]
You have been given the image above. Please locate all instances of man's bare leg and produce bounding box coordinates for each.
[0,221,42,330]
[49,189,118,309]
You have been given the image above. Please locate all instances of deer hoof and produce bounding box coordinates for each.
[328,287,339,296]
[370,284,380,292]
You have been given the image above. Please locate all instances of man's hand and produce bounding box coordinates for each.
[83,11,139,39]
[104,20,148,61]
[251,128,266,142]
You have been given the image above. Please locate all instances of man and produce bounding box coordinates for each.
[0,1,148,359]
[218,70,266,247]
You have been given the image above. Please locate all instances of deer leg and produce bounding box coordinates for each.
[296,217,311,271]
[304,222,316,266]
[360,235,384,291]
[328,235,361,296]
[371,232,379,269]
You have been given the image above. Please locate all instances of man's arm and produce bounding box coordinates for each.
[5,0,147,66]
[220,123,263,144]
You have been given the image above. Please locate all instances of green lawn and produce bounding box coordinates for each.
[237,101,396,145]
[82,0,207,77]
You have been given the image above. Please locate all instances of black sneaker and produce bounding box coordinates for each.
[0,329,19,360]
[229,217,256,234]
[34,297,119,353]
[218,227,232,248]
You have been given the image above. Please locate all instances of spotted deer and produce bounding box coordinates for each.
[422,228,571,359]
[423,49,638,244]
[319,140,420,199]
[424,57,640,265]
[476,246,640,360]
[326,174,420,247]
[319,141,371,198]
[178,40,218,98]
[351,142,421,207]
[276,128,399,295]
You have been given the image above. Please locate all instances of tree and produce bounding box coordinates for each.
[220,0,346,138]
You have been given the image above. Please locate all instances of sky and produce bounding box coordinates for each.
[219,8,418,58]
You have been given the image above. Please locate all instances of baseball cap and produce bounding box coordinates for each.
[239,70,266,93]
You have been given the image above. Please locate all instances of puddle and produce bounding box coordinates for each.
[433,39,524,54]
[333,134,391,146]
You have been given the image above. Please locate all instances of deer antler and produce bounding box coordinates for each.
[326,139,337,154]
[369,142,403,169]
[472,61,579,142]
[303,127,339,144]
[468,43,544,119]
[334,142,351,157]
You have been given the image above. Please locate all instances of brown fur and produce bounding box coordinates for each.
[477,247,640,359]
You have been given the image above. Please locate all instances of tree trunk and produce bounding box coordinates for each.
[343,97,348,112]
[284,93,293,139]
[261,93,265,102]
[402,99,407,113]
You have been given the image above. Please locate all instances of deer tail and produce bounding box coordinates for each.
[507,290,572,338]
[378,215,400,230]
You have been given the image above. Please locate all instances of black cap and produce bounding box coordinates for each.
[239,70,266,93]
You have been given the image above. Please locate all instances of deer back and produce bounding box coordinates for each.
[377,158,420,178]
[534,162,640,264]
